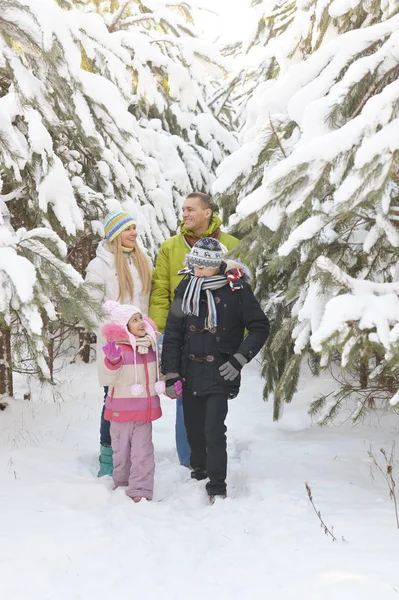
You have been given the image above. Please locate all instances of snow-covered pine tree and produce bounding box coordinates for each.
[214,0,399,421]
[53,0,176,252]
[59,0,238,356]
[0,0,236,393]
[63,0,237,248]
[0,0,138,393]
[214,0,394,219]
[208,0,289,133]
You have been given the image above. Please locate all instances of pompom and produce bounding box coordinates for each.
[130,383,144,396]
[103,300,119,316]
[154,381,166,395]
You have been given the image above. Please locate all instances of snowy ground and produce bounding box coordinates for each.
[1,360,399,599]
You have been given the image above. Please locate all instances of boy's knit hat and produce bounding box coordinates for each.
[102,301,165,396]
[103,210,136,242]
[187,237,225,269]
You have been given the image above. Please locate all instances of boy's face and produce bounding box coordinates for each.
[127,313,146,337]
[193,266,220,278]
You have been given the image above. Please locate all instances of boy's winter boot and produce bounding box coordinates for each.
[206,480,227,501]
[208,494,227,505]
[98,445,113,477]
[191,469,208,481]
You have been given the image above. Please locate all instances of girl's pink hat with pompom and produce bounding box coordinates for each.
[102,300,165,396]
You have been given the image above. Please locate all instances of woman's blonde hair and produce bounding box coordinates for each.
[106,235,151,303]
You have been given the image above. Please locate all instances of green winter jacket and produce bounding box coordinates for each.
[149,215,239,332]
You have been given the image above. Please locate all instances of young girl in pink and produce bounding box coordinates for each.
[101,300,164,502]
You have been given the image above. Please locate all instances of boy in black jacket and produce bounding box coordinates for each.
[162,237,269,501]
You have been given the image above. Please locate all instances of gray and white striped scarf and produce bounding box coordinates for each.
[180,269,228,330]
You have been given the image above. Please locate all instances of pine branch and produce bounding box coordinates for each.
[269,116,287,158]
[354,63,399,119]
[107,0,130,32]
[207,73,243,108]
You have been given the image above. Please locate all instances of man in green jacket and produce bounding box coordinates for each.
[150,192,239,467]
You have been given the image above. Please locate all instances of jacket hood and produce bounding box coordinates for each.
[224,259,252,284]
[95,240,115,268]
[179,214,223,238]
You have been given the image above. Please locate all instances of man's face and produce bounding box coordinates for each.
[182,196,212,234]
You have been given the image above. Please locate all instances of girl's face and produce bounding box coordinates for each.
[120,225,137,248]
[193,266,220,278]
[128,313,146,337]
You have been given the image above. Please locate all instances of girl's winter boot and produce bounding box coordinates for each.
[98,445,113,477]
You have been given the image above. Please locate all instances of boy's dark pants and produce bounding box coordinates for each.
[183,391,228,496]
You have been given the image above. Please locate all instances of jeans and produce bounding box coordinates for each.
[176,395,191,467]
[100,386,111,447]
[183,391,229,496]
[158,333,191,467]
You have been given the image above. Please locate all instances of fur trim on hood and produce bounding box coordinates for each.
[224,259,252,284]
[102,322,129,342]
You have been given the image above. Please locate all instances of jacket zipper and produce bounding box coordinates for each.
[142,354,151,422]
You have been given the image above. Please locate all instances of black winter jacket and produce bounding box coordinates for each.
[161,268,269,397]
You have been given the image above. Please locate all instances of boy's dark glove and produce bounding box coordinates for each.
[219,354,247,381]
[165,373,183,399]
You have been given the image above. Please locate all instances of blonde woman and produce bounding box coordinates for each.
[86,210,152,476]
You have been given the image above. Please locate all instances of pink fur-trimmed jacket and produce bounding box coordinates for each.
[101,323,162,423]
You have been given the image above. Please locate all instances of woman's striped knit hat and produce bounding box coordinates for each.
[103,210,136,242]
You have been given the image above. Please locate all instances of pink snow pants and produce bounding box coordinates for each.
[110,421,155,500]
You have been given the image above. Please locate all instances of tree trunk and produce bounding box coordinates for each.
[42,315,55,383]
[0,325,13,397]
[359,358,368,389]
[48,334,54,383]
[79,330,92,364]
